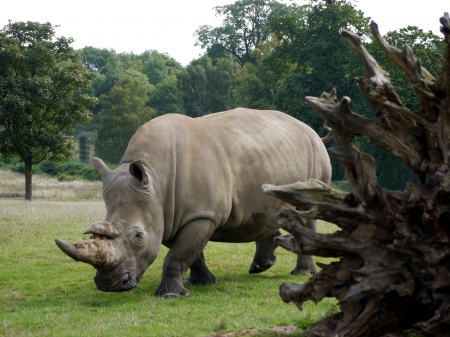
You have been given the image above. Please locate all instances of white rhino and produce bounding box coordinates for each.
[56,108,331,297]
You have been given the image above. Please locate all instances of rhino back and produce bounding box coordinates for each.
[121,108,331,243]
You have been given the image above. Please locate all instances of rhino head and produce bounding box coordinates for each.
[55,157,164,292]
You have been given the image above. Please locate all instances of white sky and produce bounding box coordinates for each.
[1,0,448,66]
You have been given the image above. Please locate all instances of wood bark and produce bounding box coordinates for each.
[263,14,450,337]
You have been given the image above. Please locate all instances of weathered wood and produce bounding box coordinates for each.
[265,14,450,337]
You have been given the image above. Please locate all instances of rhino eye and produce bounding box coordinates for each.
[132,230,145,245]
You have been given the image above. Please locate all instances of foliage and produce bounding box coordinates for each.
[80,48,188,154]
[81,46,122,102]
[94,75,155,164]
[179,55,240,116]
[195,0,281,65]
[78,135,89,163]
[0,197,338,336]
[148,75,184,116]
[0,21,98,200]
[233,36,280,109]
[6,158,116,182]
[268,0,371,129]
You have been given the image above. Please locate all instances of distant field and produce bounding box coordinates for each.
[0,170,103,200]
[0,171,339,337]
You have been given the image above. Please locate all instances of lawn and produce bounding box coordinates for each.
[0,170,338,337]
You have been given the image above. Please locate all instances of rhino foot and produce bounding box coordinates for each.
[290,268,317,276]
[291,254,317,276]
[154,280,190,297]
[185,274,218,285]
[161,293,182,298]
[249,257,277,274]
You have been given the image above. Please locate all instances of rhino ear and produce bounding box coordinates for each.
[129,160,149,187]
[92,157,112,180]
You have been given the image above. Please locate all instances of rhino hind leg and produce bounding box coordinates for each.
[249,231,280,274]
[185,252,218,285]
[290,219,318,275]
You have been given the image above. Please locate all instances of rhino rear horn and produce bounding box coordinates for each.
[92,157,112,180]
[84,221,120,238]
[129,160,149,186]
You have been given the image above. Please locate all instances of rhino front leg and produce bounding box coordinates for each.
[185,252,218,285]
[249,230,280,274]
[154,219,216,297]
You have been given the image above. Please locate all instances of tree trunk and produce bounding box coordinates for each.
[24,158,33,201]
[263,14,450,337]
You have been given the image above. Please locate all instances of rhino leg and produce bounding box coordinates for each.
[154,219,216,298]
[185,252,218,285]
[290,219,317,276]
[249,230,280,274]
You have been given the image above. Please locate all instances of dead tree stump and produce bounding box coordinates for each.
[263,14,450,337]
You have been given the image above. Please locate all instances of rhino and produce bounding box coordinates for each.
[55,108,331,297]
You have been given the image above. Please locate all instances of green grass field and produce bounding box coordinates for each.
[0,170,338,337]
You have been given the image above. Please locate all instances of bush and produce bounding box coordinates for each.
[0,156,117,182]
[40,160,58,176]
[52,161,101,181]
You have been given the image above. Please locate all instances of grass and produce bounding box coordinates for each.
[0,170,339,337]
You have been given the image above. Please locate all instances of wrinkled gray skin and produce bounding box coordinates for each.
[55,108,331,297]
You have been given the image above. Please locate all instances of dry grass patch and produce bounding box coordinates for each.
[0,170,102,200]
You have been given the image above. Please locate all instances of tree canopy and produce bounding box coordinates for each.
[195,0,281,65]
[0,21,98,199]
[95,75,155,164]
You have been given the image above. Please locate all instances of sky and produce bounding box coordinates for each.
[1,0,448,66]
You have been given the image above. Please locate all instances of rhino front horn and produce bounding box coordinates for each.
[55,239,92,263]
[55,238,117,268]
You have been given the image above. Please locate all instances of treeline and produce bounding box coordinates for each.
[2,0,443,191]
[0,156,116,182]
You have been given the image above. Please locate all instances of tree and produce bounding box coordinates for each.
[195,0,280,66]
[138,50,184,86]
[268,0,371,129]
[264,14,450,336]
[78,135,89,163]
[95,75,155,164]
[0,21,98,200]
[81,47,122,114]
[148,75,184,116]
[233,35,280,109]
[179,55,240,116]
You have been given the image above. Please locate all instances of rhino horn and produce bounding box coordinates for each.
[84,221,120,238]
[55,238,117,268]
[55,239,92,264]
[92,157,111,180]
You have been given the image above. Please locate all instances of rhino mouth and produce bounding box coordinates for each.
[94,271,139,292]
[121,273,138,291]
